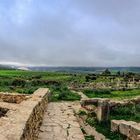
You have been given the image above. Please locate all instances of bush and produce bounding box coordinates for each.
[16,87,37,94]
[85,75,97,82]
[58,91,66,100]
[111,106,135,116]
[31,80,45,86]
[86,117,97,127]
[32,75,42,79]
[84,89,111,95]
[85,135,95,140]
[136,104,140,112]
[31,80,61,87]
[78,110,87,116]
[93,89,111,95]
[49,85,81,101]
[12,78,26,87]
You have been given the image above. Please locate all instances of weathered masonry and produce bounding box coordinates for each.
[0,88,50,140]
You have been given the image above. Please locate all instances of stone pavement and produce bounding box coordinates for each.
[38,102,85,140]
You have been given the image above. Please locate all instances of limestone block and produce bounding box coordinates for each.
[119,121,137,137]
[81,98,100,106]
[97,99,110,122]
[137,135,140,140]
[130,124,140,140]
[111,120,124,132]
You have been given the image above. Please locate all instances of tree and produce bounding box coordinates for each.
[117,71,121,76]
[102,68,111,75]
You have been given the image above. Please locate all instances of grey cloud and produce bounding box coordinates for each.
[0,0,139,66]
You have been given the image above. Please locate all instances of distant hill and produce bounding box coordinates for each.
[0,64,15,70]
[0,64,30,71]
[0,64,140,73]
[28,66,140,73]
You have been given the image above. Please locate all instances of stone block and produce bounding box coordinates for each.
[119,121,137,137]
[97,99,110,122]
[111,120,124,132]
[130,124,140,140]
[81,98,100,106]
[137,135,140,140]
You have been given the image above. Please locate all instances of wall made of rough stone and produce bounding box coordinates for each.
[111,120,140,140]
[0,88,50,140]
[0,93,29,104]
[81,96,140,108]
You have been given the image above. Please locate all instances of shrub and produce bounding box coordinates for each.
[111,106,135,116]
[85,75,97,82]
[93,89,111,95]
[16,87,37,94]
[49,85,81,101]
[12,78,26,87]
[84,89,111,95]
[85,135,95,140]
[78,110,87,116]
[31,80,45,86]
[136,104,140,112]
[31,80,61,87]
[32,75,42,79]
[86,117,97,127]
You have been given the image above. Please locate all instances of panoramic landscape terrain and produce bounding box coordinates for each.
[0,0,140,140]
[0,67,140,139]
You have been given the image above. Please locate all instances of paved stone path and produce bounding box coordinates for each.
[38,102,85,140]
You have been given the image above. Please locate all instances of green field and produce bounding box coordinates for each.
[0,70,82,101]
[0,70,140,101]
[83,89,140,100]
[1,69,140,139]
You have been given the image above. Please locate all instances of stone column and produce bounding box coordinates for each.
[97,99,110,122]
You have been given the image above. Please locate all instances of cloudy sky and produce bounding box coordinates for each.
[0,0,140,66]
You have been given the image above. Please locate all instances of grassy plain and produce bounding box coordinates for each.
[0,70,82,101]
[1,69,140,139]
[0,70,140,101]
[83,89,140,100]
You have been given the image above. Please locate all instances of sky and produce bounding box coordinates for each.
[0,0,140,66]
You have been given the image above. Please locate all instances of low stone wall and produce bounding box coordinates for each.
[81,98,100,106]
[0,93,29,104]
[0,88,50,140]
[81,96,140,108]
[111,120,140,140]
[81,97,140,122]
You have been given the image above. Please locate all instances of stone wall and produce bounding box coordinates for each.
[81,96,140,107]
[0,88,50,140]
[0,93,29,104]
[111,120,140,140]
[81,97,140,122]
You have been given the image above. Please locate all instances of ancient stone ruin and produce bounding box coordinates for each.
[1,89,140,140]
[0,88,50,140]
[111,120,140,140]
[81,97,140,139]
[0,89,85,140]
